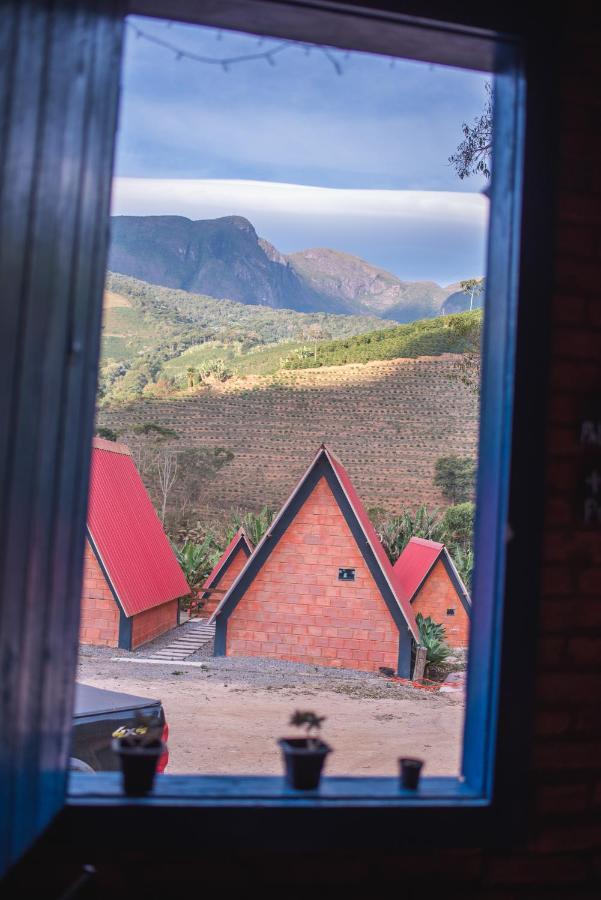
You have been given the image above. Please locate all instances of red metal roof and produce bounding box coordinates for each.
[201,528,254,596]
[87,438,189,617]
[392,537,445,602]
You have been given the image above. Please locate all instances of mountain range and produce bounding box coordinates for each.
[108,214,481,323]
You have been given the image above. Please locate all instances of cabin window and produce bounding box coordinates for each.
[0,0,551,864]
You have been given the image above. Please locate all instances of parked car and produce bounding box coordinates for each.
[70,683,169,773]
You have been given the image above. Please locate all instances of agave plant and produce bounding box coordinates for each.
[416,612,452,672]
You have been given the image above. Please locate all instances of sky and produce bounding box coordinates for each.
[112,16,490,285]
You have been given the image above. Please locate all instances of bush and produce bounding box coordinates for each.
[441,502,474,550]
[95,427,118,442]
[416,613,452,672]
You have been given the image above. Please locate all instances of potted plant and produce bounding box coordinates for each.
[112,715,167,797]
[278,710,331,790]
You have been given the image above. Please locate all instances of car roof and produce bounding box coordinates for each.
[73,682,161,718]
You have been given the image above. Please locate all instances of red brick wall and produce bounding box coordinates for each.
[131,599,178,649]
[79,542,119,647]
[412,559,470,648]
[226,476,400,672]
[203,546,249,616]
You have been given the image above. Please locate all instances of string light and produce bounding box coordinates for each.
[127,21,348,75]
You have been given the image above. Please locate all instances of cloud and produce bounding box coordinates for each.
[110,177,488,283]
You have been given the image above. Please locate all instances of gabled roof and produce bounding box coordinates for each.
[200,528,254,598]
[210,445,419,642]
[393,537,471,614]
[87,438,189,617]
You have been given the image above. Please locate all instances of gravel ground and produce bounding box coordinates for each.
[77,628,466,776]
[79,625,463,701]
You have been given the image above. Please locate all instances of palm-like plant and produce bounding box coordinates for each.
[416,613,452,672]
[226,507,275,547]
[173,534,219,597]
[376,505,445,563]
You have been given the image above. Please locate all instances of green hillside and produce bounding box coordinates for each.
[282,310,482,369]
[99,272,393,403]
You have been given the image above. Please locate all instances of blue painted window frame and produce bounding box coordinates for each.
[68,2,555,848]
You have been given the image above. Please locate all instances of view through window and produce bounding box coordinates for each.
[74,15,491,782]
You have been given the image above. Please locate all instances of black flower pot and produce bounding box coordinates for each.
[399,756,423,790]
[112,739,166,797]
[278,737,332,790]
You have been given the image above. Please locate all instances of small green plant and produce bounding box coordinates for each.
[290,710,326,749]
[416,613,452,673]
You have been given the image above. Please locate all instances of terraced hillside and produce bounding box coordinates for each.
[97,355,478,525]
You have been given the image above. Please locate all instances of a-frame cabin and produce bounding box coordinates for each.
[393,537,471,648]
[199,528,254,617]
[210,446,419,676]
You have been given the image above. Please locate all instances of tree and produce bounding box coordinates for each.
[434,456,475,504]
[304,323,330,362]
[460,277,485,312]
[449,82,492,179]
[156,449,178,525]
[186,367,196,390]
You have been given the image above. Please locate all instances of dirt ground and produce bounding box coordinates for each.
[77,650,465,777]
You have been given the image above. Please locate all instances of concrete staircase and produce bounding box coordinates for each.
[149,619,215,662]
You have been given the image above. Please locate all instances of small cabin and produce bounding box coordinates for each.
[199,528,254,617]
[393,537,471,648]
[210,445,419,676]
[79,438,189,650]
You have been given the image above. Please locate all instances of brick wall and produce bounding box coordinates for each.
[131,599,178,649]
[79,542,119,647]
[412,559,470,647]
[203,546,248,617]
[226,476,401,672]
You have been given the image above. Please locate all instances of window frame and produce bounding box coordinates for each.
[64,0,556,848]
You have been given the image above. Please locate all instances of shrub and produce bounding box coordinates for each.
[95,427,118,442]
[441,502,474,551]
[416,613,452,672]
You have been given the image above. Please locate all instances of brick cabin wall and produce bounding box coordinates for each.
[203,546,249,617]
[226,477,400,673]
[79,541,119,647]
[411,558,470,648]
[131,599,179,649]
